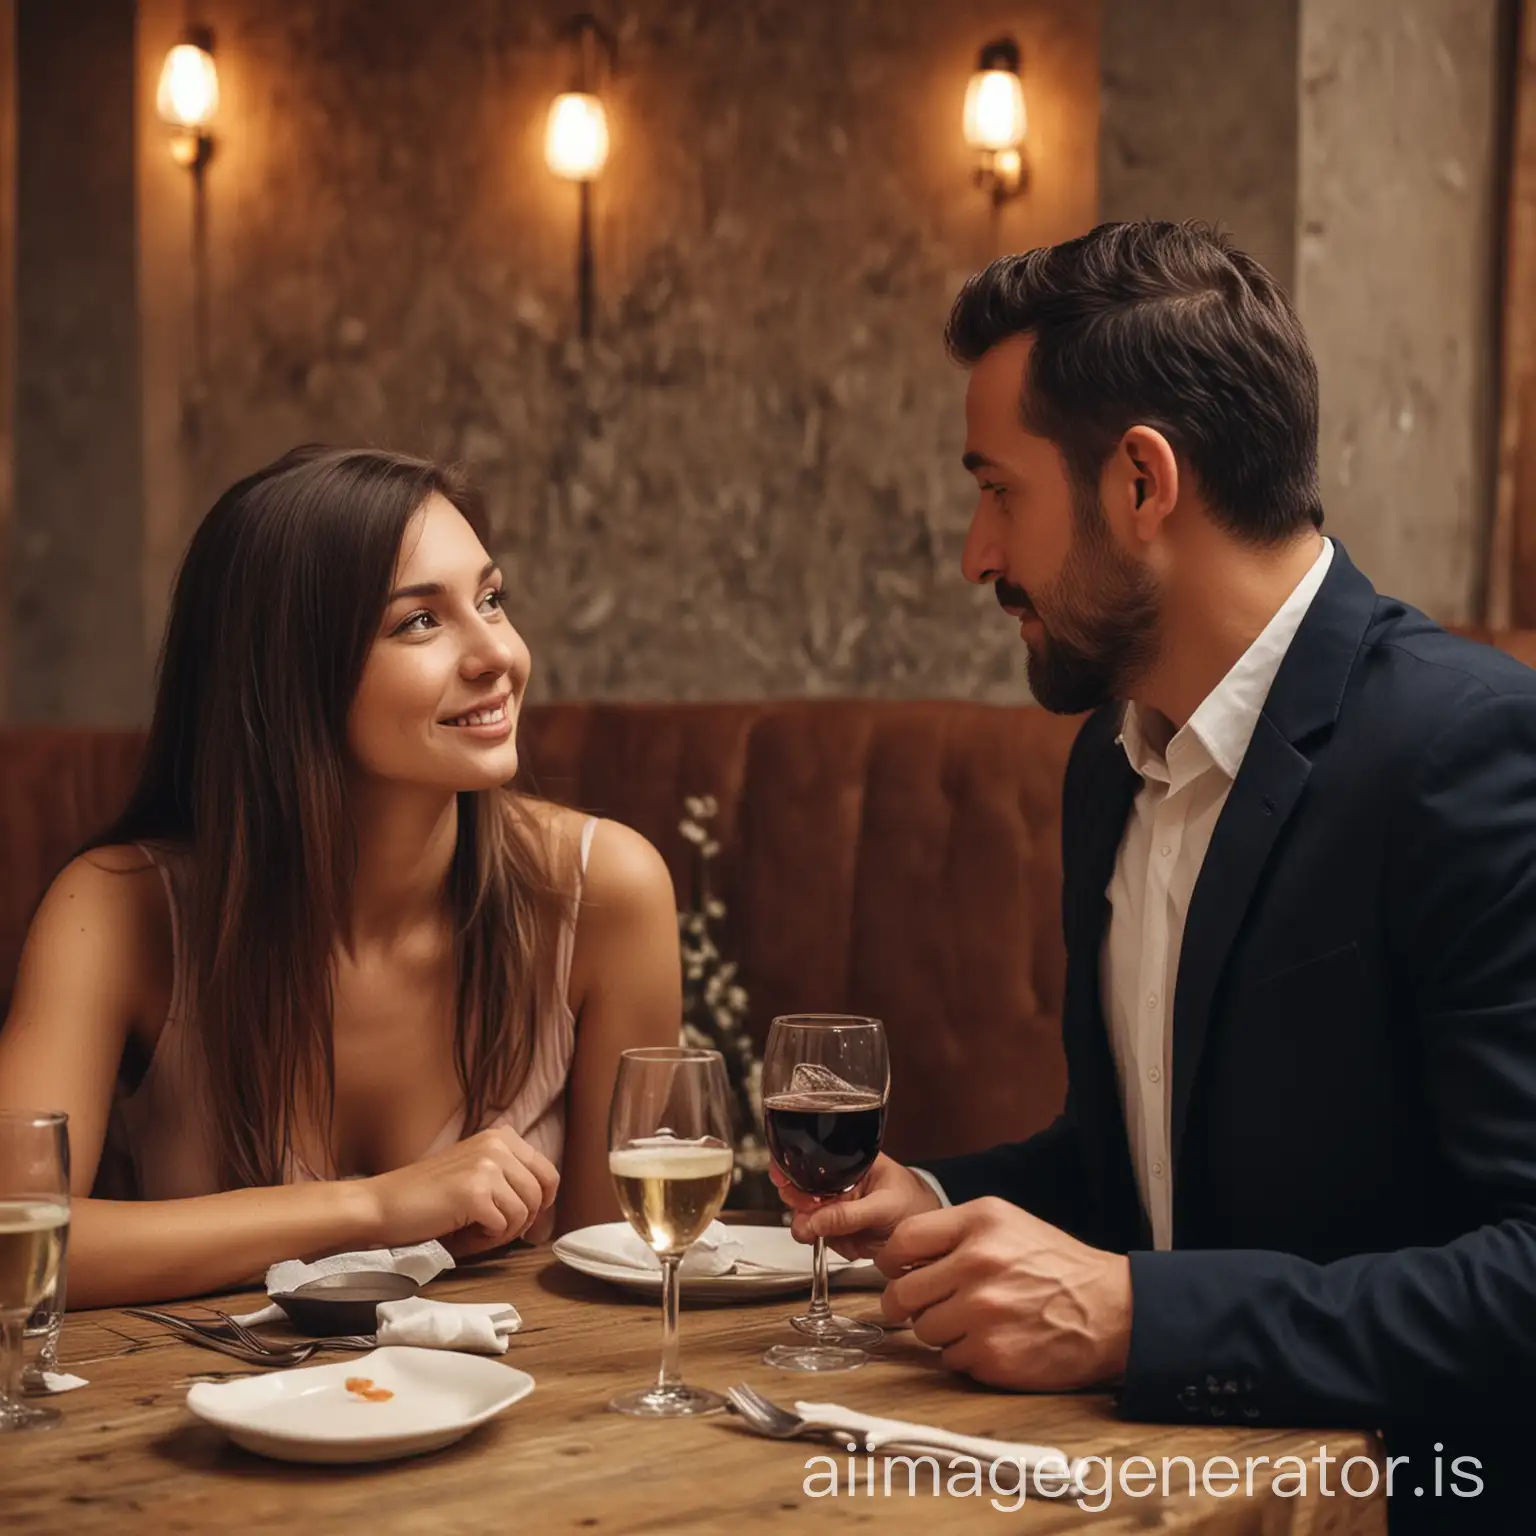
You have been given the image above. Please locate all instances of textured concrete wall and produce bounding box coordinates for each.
[130,0,1100,710]
[1099,0,1299,292]
[1297,0,1503,622]
[11,0,145,722]
[0,2,14,721]
[1099,0,1503,625]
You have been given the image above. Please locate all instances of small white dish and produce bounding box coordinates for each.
[185,1346,534,1464]
[553,1222,883,1299]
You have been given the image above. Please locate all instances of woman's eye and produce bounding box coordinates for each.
[478,588,507,616]
[394,610,436,635]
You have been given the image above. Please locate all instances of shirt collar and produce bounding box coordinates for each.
[1117,538,1335,786]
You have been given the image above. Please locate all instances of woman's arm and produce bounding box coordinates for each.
[556,819,685,1234]
[0,853,553,1306]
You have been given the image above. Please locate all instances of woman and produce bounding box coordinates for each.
[0,446,681,1307]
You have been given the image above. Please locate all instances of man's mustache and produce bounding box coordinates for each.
[994,578,1035,616]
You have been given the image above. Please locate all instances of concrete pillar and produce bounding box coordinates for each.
[1100,0,1505,624]
[11,0,145,721]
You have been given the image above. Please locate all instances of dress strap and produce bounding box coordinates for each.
[134,842,187,1045]
[578,814,599,883]
[555,817,599,1007]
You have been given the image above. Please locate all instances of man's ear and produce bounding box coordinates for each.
[1115,427,1178,542]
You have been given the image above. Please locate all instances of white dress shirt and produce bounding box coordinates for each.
[917,539,1334,1250]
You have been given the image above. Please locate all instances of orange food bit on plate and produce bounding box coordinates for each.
[342,1375,394,1403]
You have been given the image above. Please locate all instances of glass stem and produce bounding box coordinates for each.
[808,1236,833,1322]
[1,1317,22,1413]
[656,1254,683,1394]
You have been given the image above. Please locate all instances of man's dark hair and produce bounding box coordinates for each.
[946,220,1323,542]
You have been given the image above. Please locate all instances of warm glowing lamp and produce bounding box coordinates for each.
[157,31,219,169]
[545,15,616,340]
[964,38,1027,204]
[544,91,609,182]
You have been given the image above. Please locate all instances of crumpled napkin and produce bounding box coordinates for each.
[794,1401,1087,1491]
[375,1297,521,1355]
[27,1370,88,1394]
[234,1240,455,1327]
[555,1221,745,1276]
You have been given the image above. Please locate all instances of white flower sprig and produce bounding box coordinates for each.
[677,795,767,1176]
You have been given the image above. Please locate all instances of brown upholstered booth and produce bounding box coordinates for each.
[6,623,1536,1165]
[0,705,1081,1164]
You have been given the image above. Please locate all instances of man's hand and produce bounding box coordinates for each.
[770,1153,941,1259]
[877,1196,1133,1391]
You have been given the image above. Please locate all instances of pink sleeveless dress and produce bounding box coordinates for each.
[92,817,599,1209]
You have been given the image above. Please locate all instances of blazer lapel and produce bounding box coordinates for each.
[1169,718,1310,1165]
[1169,540,1380,1172]
[1064,721,1145,1241]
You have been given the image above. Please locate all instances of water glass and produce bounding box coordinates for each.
[1,1110,71,1432]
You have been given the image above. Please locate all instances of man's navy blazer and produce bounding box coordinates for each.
[925,543,1536,1527]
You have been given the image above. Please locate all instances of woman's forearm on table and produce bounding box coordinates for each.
[65,1182,382,1308]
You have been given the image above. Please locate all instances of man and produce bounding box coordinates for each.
[778,222,1536,1531]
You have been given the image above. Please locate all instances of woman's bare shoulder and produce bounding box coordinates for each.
[517,798,597,867]
[15,845,175,1027]
[73,842,162,878]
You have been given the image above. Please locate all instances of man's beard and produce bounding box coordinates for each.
[998,495,1160,715]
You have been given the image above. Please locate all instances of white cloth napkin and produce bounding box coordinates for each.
[375,1297,521,1355]
[795,1401,1087,1491]
[234,1240,455,1327]
[556,1221,746,1277]
[28,1370,88,1394]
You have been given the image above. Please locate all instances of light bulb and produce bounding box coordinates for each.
[157,43,219,131]
[963,68,1026,152]
[545,92,609,181]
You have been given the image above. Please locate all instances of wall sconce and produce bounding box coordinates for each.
[544,14,615,341]
[964,37,1027,206]
[156,28,219,173]
[157,26,219,436]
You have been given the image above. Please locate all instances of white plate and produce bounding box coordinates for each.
[553,1222,883,1299]
[185,1346,535,1464]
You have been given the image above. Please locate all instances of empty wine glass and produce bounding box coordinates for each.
[1,1111,70,1432]
[607,1047,734,1417]
[761,1015,889,1372]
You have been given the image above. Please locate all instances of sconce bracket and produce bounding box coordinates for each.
[561,11,617,92]
[974,152,1027,207]
[976,37,1021,73]
[171,130,215,173]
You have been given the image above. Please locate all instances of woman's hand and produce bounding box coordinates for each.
[360,1127,560,1255]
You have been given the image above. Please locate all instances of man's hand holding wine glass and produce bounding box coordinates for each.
[770,1153,940,1260]
[775,1155,1134,1393]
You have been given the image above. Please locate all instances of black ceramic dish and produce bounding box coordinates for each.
[269,1271,422,1336]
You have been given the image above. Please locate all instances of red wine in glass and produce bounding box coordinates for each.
[761,1017,889,1372]
[763,1091,886,1196]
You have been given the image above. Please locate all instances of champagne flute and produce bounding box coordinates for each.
[761,1014,889,1372]
[1,1111,70,1433]
[607,1047,734,1417]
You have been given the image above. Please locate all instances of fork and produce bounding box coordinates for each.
[725,1383,1027,1483]
[726,1384,866,1452]
[202,1308,376,1354]
[123,1309,323,1367]
[122,1308,373,1367]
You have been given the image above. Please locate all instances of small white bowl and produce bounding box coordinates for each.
[185,1346,534,1464]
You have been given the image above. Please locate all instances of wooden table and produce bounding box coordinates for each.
[1,1249,1386,1533]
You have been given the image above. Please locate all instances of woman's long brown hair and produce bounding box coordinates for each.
[91,446,567,1189]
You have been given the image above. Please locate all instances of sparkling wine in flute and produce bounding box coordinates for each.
[0,1201,69,1318]
[763,1090,886,1196]
[609,1140,734,1255]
